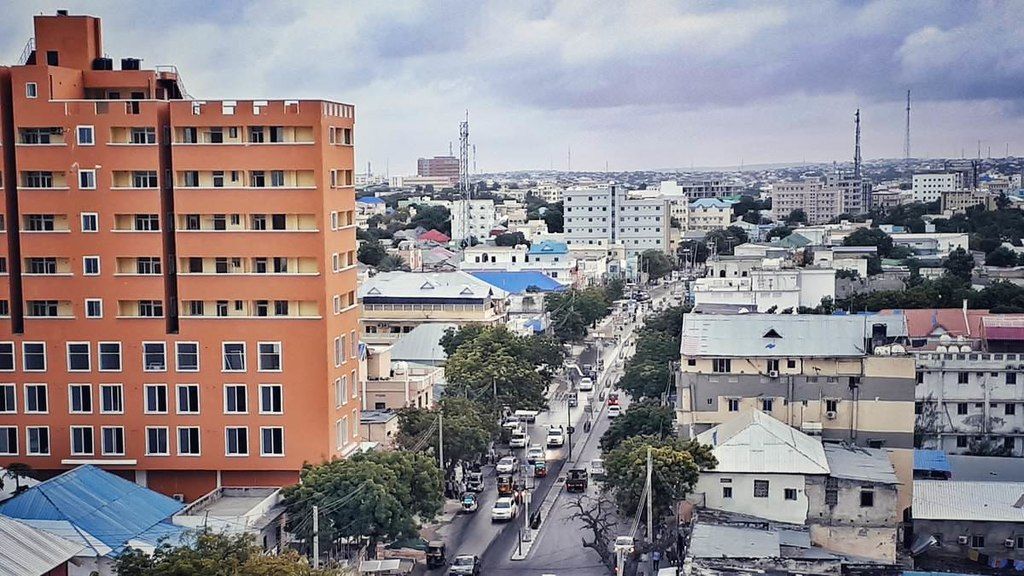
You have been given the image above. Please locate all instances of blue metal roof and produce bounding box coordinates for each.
[914,449,952,474]
[528,241,568,255]
[356,196,385,204]
[469,271,568,294]
[0,465,185,557]
[689,198,735,209]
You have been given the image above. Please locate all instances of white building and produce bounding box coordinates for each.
[891,232,969,255]
[564,184,670,259]
[692,265,836,312]
[451,198,497,243]
[771,174,871,225]
[912,172,965,203]
[685,198,735,232]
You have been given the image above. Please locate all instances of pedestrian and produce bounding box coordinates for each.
[652,550,661,570]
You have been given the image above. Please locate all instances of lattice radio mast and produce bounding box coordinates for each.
[853,109,862,180]
[904,90,911,165]
[459,111,470,196]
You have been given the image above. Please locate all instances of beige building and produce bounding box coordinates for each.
[941,189,996,214]
[360,345,440,410]
[360,410,401,450]
[358,271,508,344]
[771,174,871,224]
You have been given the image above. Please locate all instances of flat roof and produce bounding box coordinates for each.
[361,410,399,424]
[689,523,780,558]
[913,480,1024,522]
[680,314,867,358]
[180,487,277,517]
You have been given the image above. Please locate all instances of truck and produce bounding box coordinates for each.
[565,468,589,493]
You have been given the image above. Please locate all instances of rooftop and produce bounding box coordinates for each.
[469,271,568,294]
[948,454,1024,482]
[689,198,736,210]
[361,410,399,425]
[0,515,86,576]
[357,196,386,204]
[359,271,507,301]
[689,523,780,559]
[913,480,1024,522]
[823,443,899,484]
[389,322,455,364]
[680,314,868,358]
[528,240,569,255]
[696,411,830,475]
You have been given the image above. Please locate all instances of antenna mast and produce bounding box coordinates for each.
[459,111,470,196]
[853,109,862,180]
[904,90,911,165]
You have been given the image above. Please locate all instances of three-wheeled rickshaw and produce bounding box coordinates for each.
[425,540,447,569]
[533,459,548,478]
[497,473,514,496]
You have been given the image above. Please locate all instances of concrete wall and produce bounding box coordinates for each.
[695,471,811,524]
[914,518,1024,564]
[806,476,899,562]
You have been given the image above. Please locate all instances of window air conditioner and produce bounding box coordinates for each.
[172,493,185,503]
[825,411,837,420]
[768,370,779,378]
[1006,538,1016,548]
[957,535,969,545]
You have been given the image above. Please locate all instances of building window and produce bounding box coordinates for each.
[70,426,94,455]
[1007,403,1017,416]
[24,384,47,413]
[971,535,985,549]
[224,384,247,414]
[77,126,94,145]
[761,398,773,412]
[100,384,124,414]
[958,372,969,384]
[225,427,248,456]
[176,342,199,371]
[82,298,101,318]
[131,127,157,144]
[753,480,769,498]
[138,300,163,317]
[0,384,14,413]
[956,435,968,448]
[22,343,45,372]
[134,214,159,231]
[727,398,740,412]
[825,398,838,413]
[25,82,37,98]
[136,257,162,275]
[712,358,731,373]
[98,342,121,371]
[337,417,349,450]
[787,359,797,369]
[177,427,201,456]
[146,427,169,455]
[132,171,158,188]
[26,427,49,455]
[79,170,96,190]
[67,343,90,371]
[784,488,798,501]
[81,213,98,232]
[767,359,780,373]
[223,343,246,371]
[0,427,16,455]
[101,427,125,455]
[957,403,968,415]
[260,384,283,414]
[261,427,284,456]
[145,384,168,414]
[0,343,12,371]
[68,384,92,414]
[1009,372,1018,385]
[143,342,166,371]
[722,486,733,499]
[177,384,200,414]
[258,342,281,371]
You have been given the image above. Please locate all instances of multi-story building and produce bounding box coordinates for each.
[0,12,360,500]
[691,266,836,313]
[416,155,459,185]
[678,179,743,200]
[771,173,870,224]
[358,271,508,344]
[450,198,496,243]
[941,189,995,214]
[912,172,964,203]
[563,185,670,260]
[683,198,735,232]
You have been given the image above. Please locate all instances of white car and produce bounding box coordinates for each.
[614,535,635,554]
[527,444,545,463]
[495,456,519,474]
[578,377,594,391]
[589,458,606,479]
[546,426,565,447]
[509,429,528,448]
[491,496,518,522]
[607,404,621,418]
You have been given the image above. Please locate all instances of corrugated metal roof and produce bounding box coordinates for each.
[528,241,568,255]
[0,465,184,557]
[689,523,780,558]
[17,519,111,556]
[913,480,1024,522]
[948,454,1024,482]
[913,449,951,474]
[823,444,899,484]
[0,515,86,576]
[389,322,456,364]
[359,271,507,300]
[680,313,867,358]
[696,411,829,475]
[469,271,568,294]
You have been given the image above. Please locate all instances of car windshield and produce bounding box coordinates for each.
[499,457,515,465]
[495,500,511,509]
[454,557,474,566]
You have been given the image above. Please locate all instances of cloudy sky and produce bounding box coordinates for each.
[3,1,1023,173]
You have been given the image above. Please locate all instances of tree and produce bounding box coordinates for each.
[494,232,527,247]
[866,255,883,276]
[603,436,716,520]
[357,240,388,266]
[440,324,487,356]
[543,203,564,233]
[677,240,709,264]
[843,227,894,258]
[615,306,687,400]
[785,208,807,225]
[986,246,1019,268]
[114,531,342,576]
[704,226,748,256]
[375,254,409,272]
[640,250,673,281]
[766,226,793,241]
[282,451,442,557]
[600,401,675,451]
[565,494,618,572]
[410,205,451,234]
[545,288,611,342]
[396,397,496,473]
[944,247,975,283]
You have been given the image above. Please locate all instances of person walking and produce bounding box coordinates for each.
[652,550,661,571]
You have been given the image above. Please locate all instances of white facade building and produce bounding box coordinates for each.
[912,172,965,203]
[564,184,670,259]
[692,266,836,312]
[451,198,497,243]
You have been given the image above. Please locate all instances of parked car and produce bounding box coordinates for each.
[546,425,565,447]
[496,456,519,474]
[491,496,518,522]
[465,470,484,492]
[526,444,545,464]
[578,377,594,391]
[589,458,606,480]
[509,428,528,448]
[607,404,621,418]
[449,554,480,576]
[566,468,589,492]
[608,392,619,406]
[426,541,447,569]
[460,492,478,513]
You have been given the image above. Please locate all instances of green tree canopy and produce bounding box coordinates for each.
[603,436,716,519]
[785,208,807,225]
[600,401,675,452]
[494,232,528,247]
[410,205,451,234]
[766,226,793,241]
[282,451,442,555]
[546,287,612,342]
[944,247,975,283]
[640,250,673,281]
[396,397,497,472]
[375,254,409,272]
[115,531,342,576]
[357,240,388,266]
[985,246,1019,268]
[843,227,894,258]
[704,226,749,256]
[543,202,564,233]
[615,306,688,400]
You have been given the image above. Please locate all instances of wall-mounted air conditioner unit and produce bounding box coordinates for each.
[825,411,837,420]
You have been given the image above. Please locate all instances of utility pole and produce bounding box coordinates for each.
[904,90,911,166]
[566,398,573,462]
[646,446,654,576]
[438,411,445,476]
[312,505,320,569]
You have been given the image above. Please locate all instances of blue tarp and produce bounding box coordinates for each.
[528,241,568,255]
[469,271,569,294]
[0,465,185,557]
[914,449,952,474]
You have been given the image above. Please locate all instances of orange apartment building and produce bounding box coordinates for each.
[0,11,361,501]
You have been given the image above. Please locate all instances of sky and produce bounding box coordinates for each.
[3,1,1024,173]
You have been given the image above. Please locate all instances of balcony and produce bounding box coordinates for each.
[109,126,157,145]
[113,214,161,232]
[176,213,318,232]
[114,257,163,276]
[22,214,70,233]
[17,127,66,146]
[24,300,74,319]
[174,125,315,145]
[20,172,68,190]
[117,300,165,319]
[179,299,320,319]
[111,170,159,190]
[23,257,72,276]
[175,170,316,190]
[177,256,318,275]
